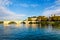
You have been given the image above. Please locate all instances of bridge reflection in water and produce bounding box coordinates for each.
[3,23,60,30]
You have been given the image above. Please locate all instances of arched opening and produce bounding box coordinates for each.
[0,21,4,24]
[29,22,37,24]
[21,22,26,24]
[29,22,33,24]
[8,21,17,24]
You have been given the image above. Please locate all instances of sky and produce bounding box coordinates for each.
[0,0,60,20]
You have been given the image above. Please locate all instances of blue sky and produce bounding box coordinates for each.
[0,0,60,20]
[8,0,55,16]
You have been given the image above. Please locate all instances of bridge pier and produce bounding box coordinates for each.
[4,21,10,26]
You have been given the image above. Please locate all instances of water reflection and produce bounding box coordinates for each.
[0,24,60,40]
[3,23,60,30]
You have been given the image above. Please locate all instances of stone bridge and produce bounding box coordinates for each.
[4,21,23,25]
[3,20,37,26]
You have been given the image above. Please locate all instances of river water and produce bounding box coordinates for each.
[0,24,60,40]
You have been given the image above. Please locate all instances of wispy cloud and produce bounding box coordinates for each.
[0,0,11,6]
[0,0,26,20]
[19,3,39,8]
[20,3,29,7]
[42,0,60,16]
[30,4,39,7]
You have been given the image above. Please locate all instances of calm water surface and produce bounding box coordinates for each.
[0,24,60,40]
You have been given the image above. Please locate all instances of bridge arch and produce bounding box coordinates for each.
[8,21,17,24]
[4,21,23,26]
[28,21,33,24]
[21,21,26,24]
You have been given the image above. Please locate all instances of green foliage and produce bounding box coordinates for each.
[31,16,37,18]
[22,22,26,24]
[8,22,17,24]
[0,21,3,24]
[28,17,32,21]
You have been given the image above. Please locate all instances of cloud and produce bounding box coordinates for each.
[0,0,26,20]
[19,3,39,8]
[0,0,12,7]
[30,4,39,7]
[42,0,60,16]
[42,9,60,16]
[20,3,29,7]
[55,0,60,4]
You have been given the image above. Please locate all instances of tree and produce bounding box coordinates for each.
[28,17,32,21]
